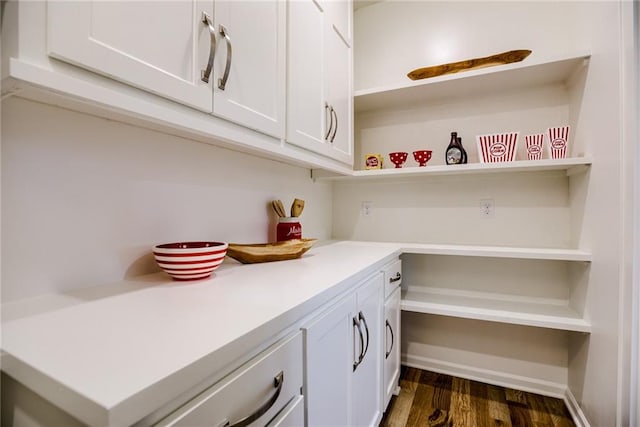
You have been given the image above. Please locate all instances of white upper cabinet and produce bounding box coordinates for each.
[287,0,353,165]
[286,0,325,150]
[323,0,352,44]
[210,1,285,138]
[47,1,214,112]
[4,0,357,171]
[47,1,285,138]
[325,24,353,162]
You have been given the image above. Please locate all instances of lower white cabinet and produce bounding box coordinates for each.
[383,287,401,410]
[382,259,402,412]
[156,332,303,427]
[267,395,305,427]
[303,271,383,426]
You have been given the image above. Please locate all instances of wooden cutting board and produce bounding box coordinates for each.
[407,49,532,81]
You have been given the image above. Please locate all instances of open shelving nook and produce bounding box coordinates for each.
[397,244,591,333]
[328,47,595,397]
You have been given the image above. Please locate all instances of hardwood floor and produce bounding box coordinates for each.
[380,366,576,427]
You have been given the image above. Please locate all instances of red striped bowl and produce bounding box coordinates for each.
[153,241,228,281]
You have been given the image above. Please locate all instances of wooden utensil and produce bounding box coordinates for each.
[407,49,532,81]
[271,200,287,218]
[291,198,305,217]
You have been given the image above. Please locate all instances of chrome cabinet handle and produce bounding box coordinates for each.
[200,12,216,83]
[325,103,334,141]
[358,311,370,361]
[390,272,402,283]
[220,371,284,427]
[353,315,364,371]
[329,106,338,142]
[385,320,394,359]
[218,24,232,90]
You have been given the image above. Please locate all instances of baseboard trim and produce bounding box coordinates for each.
[564,387,591,427]
[402,353,590,426]
[403,353,566,397]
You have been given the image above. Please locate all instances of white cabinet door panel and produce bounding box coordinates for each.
[47,1,213,112]
[323,0,352,44]
[353,273,383,427]
[267,395,305,427]
[303,292,357,426]
[304,272,385,427]
[325,25,353,164]
[213,1,285,138]
[383,287,401,411]
[286,0,326,149]
[287,0,352,165]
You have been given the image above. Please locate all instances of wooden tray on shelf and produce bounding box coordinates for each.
[226,238,318,264]
[407,49,532,80]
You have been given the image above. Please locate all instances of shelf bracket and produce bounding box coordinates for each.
[566,164,590,177]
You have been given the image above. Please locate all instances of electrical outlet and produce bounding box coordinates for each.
[361,201,373,217]
[480,199,495,217]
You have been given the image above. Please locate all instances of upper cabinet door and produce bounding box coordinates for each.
[287,0,353,165]
[322,0,352,44]
[325,25,353,164]
[286,0,325,149]
[212,1,286,138]
[47,1,213,112]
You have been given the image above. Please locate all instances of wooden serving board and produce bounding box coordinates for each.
[407,49,532,81]
[226,238,317,264]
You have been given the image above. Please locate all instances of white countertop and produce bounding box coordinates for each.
[1,241,401,426]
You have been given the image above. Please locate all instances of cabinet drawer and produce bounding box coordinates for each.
[383,259,402,298]
[156,332,302,427]
[267,395,304,427]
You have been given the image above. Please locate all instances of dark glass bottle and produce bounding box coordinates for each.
[457,136,468,164]
[446,132,467,165]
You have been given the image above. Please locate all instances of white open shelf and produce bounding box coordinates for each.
[312,157,592,181]
[401,287,591,333]
[354,51,591,114]
[399,243,591,262]
[397,242,591,332]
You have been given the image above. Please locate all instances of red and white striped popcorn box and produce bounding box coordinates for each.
[547,126,571,159]
[476,132,519,163]
[524,133,545,160]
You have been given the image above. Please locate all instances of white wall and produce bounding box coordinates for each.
[350,1,627,425]
[564,3,625,426]
[333,172,572,247]
[1,97,332,302]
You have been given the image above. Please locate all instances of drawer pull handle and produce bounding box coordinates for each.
[329,106,338,142]
[218,24,232,90]
[325,103,334,141]
[353,316,365,371]
[200,12,216,83]
[390,272,402,283]
[222,371,284,427]
[385,319,394,359]
[359,311,370,362]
